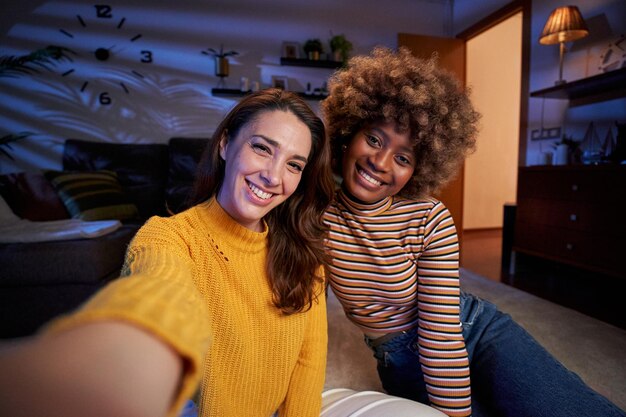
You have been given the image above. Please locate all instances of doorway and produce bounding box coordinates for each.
[399,0,530,274]
[463,12,522,230]
[460,5,527,280]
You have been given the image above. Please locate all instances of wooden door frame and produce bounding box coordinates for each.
[456,0,531,167]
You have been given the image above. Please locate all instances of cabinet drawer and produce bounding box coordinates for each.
[517,167,626,202]
[516,198,625,236]
[513,221,625,278]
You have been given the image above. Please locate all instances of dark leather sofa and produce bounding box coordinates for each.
[0,137,208,338]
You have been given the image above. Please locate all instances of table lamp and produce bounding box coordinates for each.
[539,5,589,85]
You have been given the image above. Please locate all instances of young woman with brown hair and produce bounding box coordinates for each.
[0,88,335,417]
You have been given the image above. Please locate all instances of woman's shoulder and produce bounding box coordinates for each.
[134,206,205,242]
[392,195,444,211]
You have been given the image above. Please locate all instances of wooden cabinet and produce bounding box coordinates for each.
[513,165,626,279]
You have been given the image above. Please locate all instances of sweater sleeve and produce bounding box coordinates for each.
[416,202,471,417]
[44,217,212,417]
[279,273,328,417]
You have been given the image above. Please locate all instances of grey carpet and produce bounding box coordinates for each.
[325,268,626,411]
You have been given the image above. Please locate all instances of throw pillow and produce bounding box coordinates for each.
[0,172,70,221]
[45,170,139,221]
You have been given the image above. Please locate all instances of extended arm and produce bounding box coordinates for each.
[0,216,212,417]
[417,203,471,417]
[0,321,182,417]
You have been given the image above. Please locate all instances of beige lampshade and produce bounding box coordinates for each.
[539,6,589,45]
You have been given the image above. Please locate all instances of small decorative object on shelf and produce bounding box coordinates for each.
[611,122,626,164]
[271,75,288,90]
[598,35,626,73]
[303,39,324,61]
[603,125,616,159]
[580,122,603,165]
[202,44,239,87]
[552,135,581,165]
[240,77,249,92]
[281,41,300,59]
[329,33,353,64]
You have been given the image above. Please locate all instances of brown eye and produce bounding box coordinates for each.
[251,143,271,154]
[365,134,381,148]
[395,155,412,166]
[288,161,305,173]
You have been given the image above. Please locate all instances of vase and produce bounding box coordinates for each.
[554,144,568,165]
[215,57,229,77]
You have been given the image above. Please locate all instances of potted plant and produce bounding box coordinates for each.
[0,45,73,78]
[329,34,353,63]
[202,44,239,83]
[0,45,71,165]
[303,39,324,61]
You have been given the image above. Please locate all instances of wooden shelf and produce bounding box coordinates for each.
[211,88,248,97]
[280,58,342,69]
[530,67,626,107]
[211,88,328,101]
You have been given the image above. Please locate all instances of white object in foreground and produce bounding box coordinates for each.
[321,388,447,417]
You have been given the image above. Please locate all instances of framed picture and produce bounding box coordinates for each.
[271,76,289,90]
[281,41,300,59]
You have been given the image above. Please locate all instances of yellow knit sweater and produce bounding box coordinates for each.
[48,198,328,417]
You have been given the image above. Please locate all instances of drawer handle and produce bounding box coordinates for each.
[569,214,577,221]
[566,243,574,250]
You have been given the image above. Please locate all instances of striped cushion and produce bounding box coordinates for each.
[45,170,139,221]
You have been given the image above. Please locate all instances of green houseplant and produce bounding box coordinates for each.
[303,39,324,61]
[0,45,72,166]
[0,45,73,78]
[329,34,353,63]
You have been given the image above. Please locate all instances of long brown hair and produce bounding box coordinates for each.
[186,88,334,314]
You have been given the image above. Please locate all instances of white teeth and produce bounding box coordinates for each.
[249,183,272,200]
[358,168,382,186]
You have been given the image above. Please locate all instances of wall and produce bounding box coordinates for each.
[452,0,509,33]
[0,0,450,174]
[527,0,626,166]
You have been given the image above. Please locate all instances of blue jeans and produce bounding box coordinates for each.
[364,292,625,417]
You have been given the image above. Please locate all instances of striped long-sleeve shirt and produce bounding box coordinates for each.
[324,189,471,417]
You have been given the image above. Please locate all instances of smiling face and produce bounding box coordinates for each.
[217,109,312,231]
[341,121,416,203]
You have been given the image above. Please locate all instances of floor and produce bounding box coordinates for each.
[461,229,503,282]
[460,228,626,330]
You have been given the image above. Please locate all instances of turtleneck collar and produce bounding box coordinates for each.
[195,197,268,253]
[338,186,393,217]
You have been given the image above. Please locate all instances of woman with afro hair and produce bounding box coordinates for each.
[321,47,625,417]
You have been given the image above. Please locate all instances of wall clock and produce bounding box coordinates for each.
[598,35,625,73]
[57,4,155,106]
